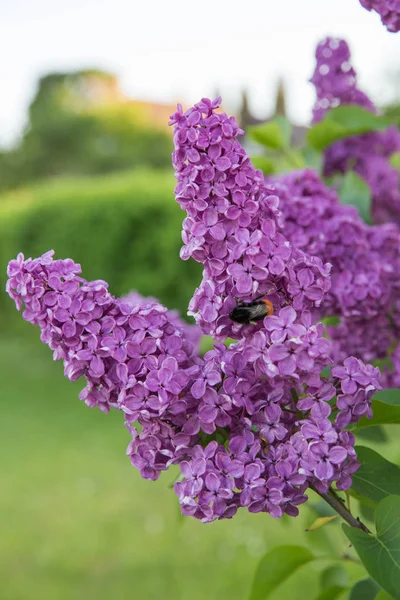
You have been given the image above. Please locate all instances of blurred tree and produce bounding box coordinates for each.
[0,70,173,190]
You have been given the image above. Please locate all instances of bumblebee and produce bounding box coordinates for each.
[229,296,274,324]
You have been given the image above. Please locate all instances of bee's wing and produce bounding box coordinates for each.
[250,304,268,320]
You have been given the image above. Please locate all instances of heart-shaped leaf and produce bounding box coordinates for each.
[248,545,314,600]
[316,565,349,599]
[248,116,292,151]
[320,565,349,589]
[373,389,400,405]
[349,578,380,600]
[356,426,388,444]
[316,586,347,600]
[248,122,285,150]
[343,496,400,599]
[351,447,400,505]
[307,105,394,151]
[355,390,400,430]
[250,155,276,174]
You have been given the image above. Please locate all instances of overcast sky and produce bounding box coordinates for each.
[1,0,400,147]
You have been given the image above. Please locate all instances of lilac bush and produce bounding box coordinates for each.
[6,10,400,596]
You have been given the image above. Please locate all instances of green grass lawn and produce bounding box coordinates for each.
[0,330,368,600]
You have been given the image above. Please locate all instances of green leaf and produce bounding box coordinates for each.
[339,171,371,223]
[281,147,306,170]
[316,586,347,600]
[351,447,400,505]
[307,105,393,151]
[390,152,400,171]
[343,496,400,600]
[302,146,323,173]
[372,357,394,372]
[320,565,348,589]
[348,488,377,510]
[328,105,392,131]
[248,116,292,151]
[322,315,340,327]
[355,390,400,430]
[306,515,338,531]
[318,564,349,599]
[358,502,376,525]
[375,590,394,600]
[373,389,400,405]
[250,155,276,174]
[356,426,388,444]
[307,120,348,152]
[200,335,214,355]
[355,401,400,429]
[200,335,237,355]
[349,578,380,600]
[248,545,314,600]
[272,115,292,147]
[376,591,396,599]
[248,122,285,150]
[320,366,331,378]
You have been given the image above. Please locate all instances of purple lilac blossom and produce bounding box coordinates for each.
[166,98,380,518]
[122,290,201,351]
[169,97,331,341]
[271,169,400,320]
[6,247,378,522]
[7,99,382,524]
[269,168,400,386]
[310,37,400,224]
[360,0,400,32]
[6,252,200,414]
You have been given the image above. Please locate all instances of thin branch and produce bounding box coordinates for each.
[310,484,371,534]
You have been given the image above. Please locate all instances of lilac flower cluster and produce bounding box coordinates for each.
[170,98,331,341]
[6,252,200,413]
[269,168,400,385]
[360,0,400,32]
[130,322,379,517]
[165,99,383,518]
[7,247,380,521]
[311,38,374,123]
[122,290,202,350]
[271,169,400,319]
[310,37,400,224]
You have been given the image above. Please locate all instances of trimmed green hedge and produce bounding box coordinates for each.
[0,169,202,325]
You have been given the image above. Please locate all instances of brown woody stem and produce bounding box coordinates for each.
[310,484,371,534]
